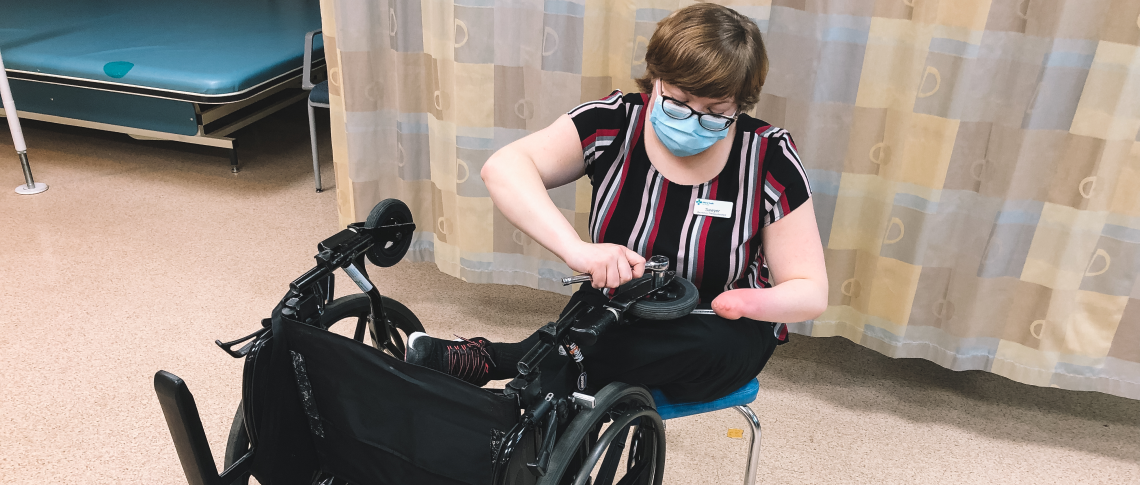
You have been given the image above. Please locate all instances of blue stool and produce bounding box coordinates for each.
[650,378,762,484]
[302,29,330,192]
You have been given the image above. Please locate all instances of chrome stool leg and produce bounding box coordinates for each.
[307,102,322,192]
[735,405,762,484]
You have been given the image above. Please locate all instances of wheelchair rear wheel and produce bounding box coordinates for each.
[223,294,424,484]
[538,383,666,485]
[320,293,425,358]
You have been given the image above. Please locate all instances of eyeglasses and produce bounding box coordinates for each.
[658,85,738,132]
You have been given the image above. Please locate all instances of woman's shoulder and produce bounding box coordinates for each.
[569,90,648,115]
[735,114,794,142]
[734,115,806,178]
[620,90,648,106]
[567,90,649,133]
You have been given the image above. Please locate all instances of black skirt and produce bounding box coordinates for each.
[568,287,781,403]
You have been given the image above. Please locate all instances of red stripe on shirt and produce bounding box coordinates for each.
[765,171,789,215]
[752,135,769,237]
[694,178,718,286]
[646,180,668,256]
[738,134,770,289]
[583,129,620,149]
[582,132,598,149]
[598,101,646,242]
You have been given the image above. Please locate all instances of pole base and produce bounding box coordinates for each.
[15,182,48,195]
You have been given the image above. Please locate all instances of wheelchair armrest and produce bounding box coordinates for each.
[302,30,323,91]
[154,371,253,485]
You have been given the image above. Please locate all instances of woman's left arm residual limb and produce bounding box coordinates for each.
[710,198,829,323]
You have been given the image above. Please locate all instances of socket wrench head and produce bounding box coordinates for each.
[645,255,669,272]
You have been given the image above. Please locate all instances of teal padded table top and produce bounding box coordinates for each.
[0,0,323,101]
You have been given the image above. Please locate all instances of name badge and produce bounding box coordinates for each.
[694,198,733,218]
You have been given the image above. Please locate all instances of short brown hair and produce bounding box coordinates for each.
[635,3,768,113]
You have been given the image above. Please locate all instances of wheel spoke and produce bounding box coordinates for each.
[594,424,632,485]
[626,425,641,472]
[614,457,651,485]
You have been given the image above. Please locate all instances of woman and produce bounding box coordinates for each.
[406,3,827,403]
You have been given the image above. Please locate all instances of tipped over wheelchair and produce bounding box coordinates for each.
[154,198,706,485]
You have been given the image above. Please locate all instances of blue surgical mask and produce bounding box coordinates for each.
[649,85,729,158]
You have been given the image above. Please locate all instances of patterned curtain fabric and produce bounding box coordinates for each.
[320,0,1140,399]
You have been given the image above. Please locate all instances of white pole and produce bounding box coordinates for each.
[0,48,48,195]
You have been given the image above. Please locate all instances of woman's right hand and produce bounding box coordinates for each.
[563,241,646,289]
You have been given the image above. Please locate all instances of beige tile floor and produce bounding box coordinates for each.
[1,104,1137,484]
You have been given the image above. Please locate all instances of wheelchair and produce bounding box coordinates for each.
[155,198,702,485]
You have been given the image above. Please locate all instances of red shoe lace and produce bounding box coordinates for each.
[446,334,496,383]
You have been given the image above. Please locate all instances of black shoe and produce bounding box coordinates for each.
[405,332,496,386]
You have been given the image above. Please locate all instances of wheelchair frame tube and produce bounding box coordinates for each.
[516,342,553,376]
[344,262,398,349]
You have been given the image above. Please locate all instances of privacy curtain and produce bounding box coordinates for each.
[319,0,1140,399]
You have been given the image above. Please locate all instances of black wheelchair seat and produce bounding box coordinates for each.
[245,315,531,485]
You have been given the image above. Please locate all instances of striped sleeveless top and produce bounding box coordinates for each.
[569,91,811,329]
